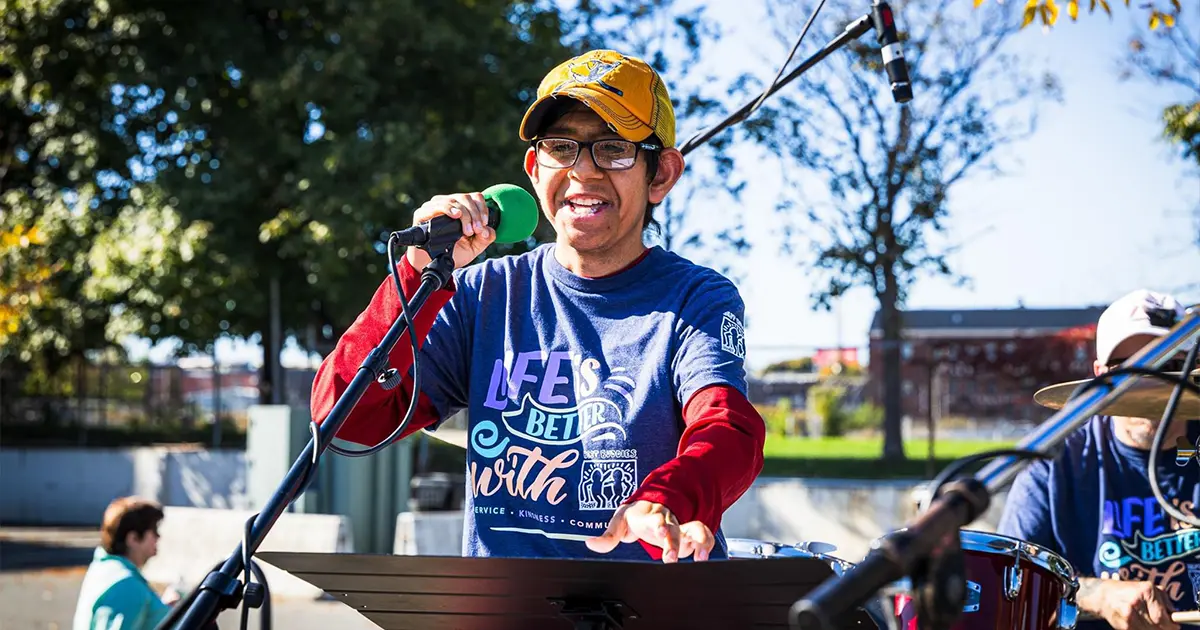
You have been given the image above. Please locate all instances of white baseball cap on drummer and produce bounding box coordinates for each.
[1095,289,1185,366]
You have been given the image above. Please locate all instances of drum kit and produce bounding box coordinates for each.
[728,352,1200,630]
[727,531,1079,630]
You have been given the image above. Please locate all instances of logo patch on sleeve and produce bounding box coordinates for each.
[720,312,746,359]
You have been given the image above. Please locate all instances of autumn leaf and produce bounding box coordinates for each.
[1023,0,1040,27]
[1045,0,1061,24]
[1068,0,1080,19]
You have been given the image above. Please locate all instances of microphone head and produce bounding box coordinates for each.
[482,183,539,244]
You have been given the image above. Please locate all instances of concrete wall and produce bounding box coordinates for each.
[392,477,1009,563]
[0,447,249,525]
[2,445,1010,572]
[720,477,1008,563]
[143,506,352,600]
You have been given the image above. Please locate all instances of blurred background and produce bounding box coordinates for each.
[1,0,1197,627]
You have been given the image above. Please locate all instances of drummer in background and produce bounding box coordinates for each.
[999,289,1200,630]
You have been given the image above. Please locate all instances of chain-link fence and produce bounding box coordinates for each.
[1,357,316,446]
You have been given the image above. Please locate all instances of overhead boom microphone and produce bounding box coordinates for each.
[871,0,913,103]
[391,183,539,251]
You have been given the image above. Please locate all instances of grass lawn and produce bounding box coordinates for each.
[762,435,1018,480]
[416,432,1018,480]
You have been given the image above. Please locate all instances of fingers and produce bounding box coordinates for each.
[584,502,713,565]
[1144,593,1178,630]
[585,505,628,554]
[408,192,495,270]
[677,521,715,562]
[661,519,681,563]
[449,193,488,237]
[412,193,489,235]
[623,504,681,563]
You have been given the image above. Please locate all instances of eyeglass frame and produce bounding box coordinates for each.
[1106,356,1200,373]
[530,137,662,171]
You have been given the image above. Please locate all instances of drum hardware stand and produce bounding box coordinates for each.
[790,307,1200,630]
[549,598,638,630]
[906,528,968,630]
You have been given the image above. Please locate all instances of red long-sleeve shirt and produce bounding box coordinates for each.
[311,254,765,556]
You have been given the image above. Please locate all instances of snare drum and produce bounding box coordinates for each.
[726,538,853,574]
[726,538,888,628]
[891,530,1079,630]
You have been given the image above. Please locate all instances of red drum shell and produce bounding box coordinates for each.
[893,530,1079,630]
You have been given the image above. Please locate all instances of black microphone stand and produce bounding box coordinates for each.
[790,307,1200,630]
[159,248,457,630]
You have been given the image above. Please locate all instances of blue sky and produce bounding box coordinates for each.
[126,0,1199,372]
[702,0,1200,369]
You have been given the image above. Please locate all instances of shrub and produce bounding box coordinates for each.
[809,385,849,437]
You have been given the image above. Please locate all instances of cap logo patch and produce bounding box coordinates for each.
[565,59,624,97]
[1147,307,1178,329]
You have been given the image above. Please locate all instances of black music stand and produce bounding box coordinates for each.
[257,551,879,629]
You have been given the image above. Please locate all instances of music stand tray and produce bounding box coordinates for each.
[257,551,878,629]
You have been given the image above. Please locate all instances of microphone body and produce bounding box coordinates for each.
[871,0,913,104]
[390,183,538,252]
[391,201,501,249]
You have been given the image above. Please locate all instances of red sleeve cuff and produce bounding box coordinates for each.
[623,384,766,558]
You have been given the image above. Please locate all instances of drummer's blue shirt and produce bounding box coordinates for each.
[998,415,1200,629]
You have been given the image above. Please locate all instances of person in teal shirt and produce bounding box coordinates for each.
[73,497,179,630]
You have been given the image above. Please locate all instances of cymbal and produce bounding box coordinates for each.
[1034,369,1200,419]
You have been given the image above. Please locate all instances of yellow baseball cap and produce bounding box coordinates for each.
[519,49,676,148]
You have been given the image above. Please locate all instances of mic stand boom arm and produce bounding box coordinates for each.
[161,252,458,630]
[789,306,1200,630]
[678,13,875,157]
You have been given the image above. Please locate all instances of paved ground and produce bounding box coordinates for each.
[0,527,376,630]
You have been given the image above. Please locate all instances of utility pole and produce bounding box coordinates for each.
[212,338,222,448]
[270,274,284,405]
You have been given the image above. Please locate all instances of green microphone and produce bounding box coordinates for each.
[482,183,539,244]
[392,184,539,251]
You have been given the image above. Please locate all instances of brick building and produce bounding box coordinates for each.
[868,306,1105,423]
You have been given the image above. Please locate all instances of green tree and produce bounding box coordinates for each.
[1,0,175,376]
[3,0,573,404]
[749,0,1061,461]
[763,357,816,373]
[112,1,572,401]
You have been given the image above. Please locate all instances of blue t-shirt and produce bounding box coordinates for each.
[998,416,1200,629]
[414,243,749,561]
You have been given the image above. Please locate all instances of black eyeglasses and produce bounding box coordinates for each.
[1107,356,1200,373]
[532,138,661,171]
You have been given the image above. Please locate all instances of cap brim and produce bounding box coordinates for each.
[1100,328,1172,364]
[1033,368,1200,419]
[519,87,653,143]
